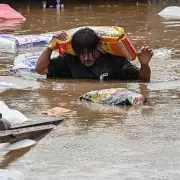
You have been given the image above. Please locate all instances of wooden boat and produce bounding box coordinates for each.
[0,115,65,143]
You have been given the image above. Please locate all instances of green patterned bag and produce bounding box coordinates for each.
[79,88,146,106]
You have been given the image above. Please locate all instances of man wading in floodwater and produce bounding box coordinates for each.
[35,28,153,82]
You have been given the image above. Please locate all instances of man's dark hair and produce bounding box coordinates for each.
[72,27,100,57]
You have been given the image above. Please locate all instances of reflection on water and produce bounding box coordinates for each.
[0,20,23,32]
[0,0,180,179]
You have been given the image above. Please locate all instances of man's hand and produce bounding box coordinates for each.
[52,30,68,41]
[137,46,153,82]
[48,30,68,50]
[137,46,153,65]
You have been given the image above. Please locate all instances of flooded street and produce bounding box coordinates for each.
[1,0,180,179]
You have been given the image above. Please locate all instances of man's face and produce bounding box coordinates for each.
[79,50,99,67]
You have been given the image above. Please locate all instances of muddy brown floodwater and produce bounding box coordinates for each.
[1,0,180,179]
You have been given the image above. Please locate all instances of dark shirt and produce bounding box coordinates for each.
[47,53,140,80]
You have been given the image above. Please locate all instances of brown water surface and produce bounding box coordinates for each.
[1,1,180,179]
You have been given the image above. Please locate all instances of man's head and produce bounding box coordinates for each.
[72,27,100,67]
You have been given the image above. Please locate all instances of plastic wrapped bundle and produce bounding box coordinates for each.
[0,4,26,21]
[79,88,146,106]
[0,101,28,124]
[0,32,55,53]
[10,51,59,78]
[158,6,180,19]
[0,169,23,180]
[11,52,42,73]
[0,81,22,93]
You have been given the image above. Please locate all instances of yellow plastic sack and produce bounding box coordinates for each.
[48,26,137,60]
